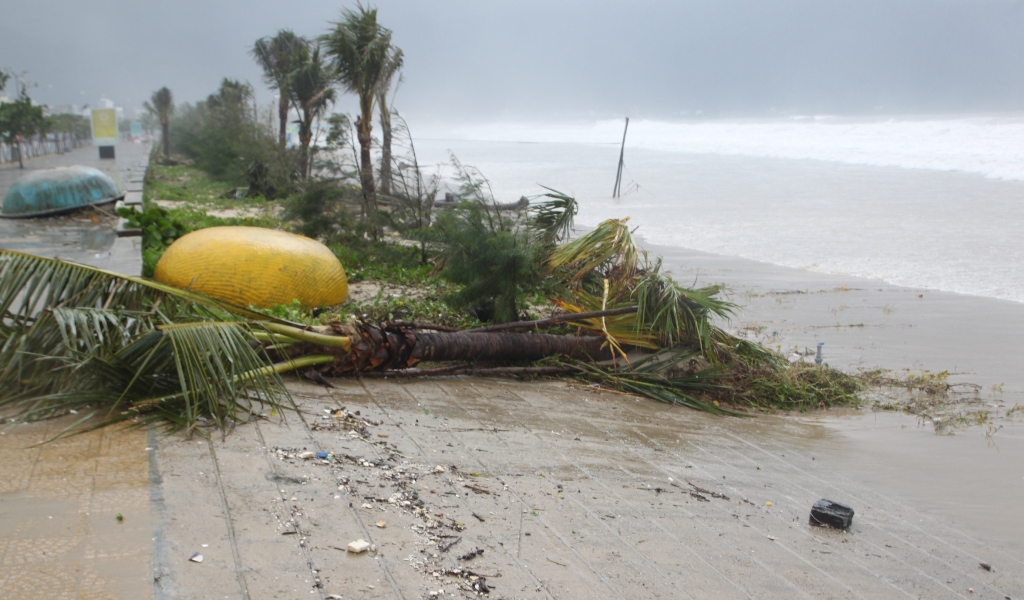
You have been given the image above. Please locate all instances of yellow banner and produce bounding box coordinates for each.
[91,109,117,140]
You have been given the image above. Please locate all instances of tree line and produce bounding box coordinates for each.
[0,71,93,168]
[150,6,403,212]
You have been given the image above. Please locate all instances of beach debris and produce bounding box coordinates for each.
[376,520,387,528]
[979,562,994,572]
[815,341,825,365]
[189,552,204,563]
[347,538,371,554]
[459,548,484,561]
[687,480,730,500]
[298,451,316,459]
[316,451,329,459]
[809,499,855,529]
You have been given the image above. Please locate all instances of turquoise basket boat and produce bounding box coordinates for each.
[1,165,124,219]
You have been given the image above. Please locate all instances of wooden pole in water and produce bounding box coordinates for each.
[612,117,629,197]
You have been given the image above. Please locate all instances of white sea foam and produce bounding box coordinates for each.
[434,116,1024,182]
[414,117,1024,304]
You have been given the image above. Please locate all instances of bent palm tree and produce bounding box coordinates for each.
[322,5,396,229]
[251,30,309,148]
[289,45,337,179]
[144,87,174,159]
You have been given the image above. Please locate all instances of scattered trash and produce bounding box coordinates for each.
[435,465,447,473]
[979,562,995,572]
[347,539,371,554]
[767,535,777,541]
[298,451,316,459]
[315,451,329,459]
[438,536,462,553]
[463,483,493,495]
[686,480,730,500]
[458,548,484,561]
[115,513,123,523]
[376,520,387,528]
[766,501,773,507]
[809,499,855,529]
[189,552,203,563]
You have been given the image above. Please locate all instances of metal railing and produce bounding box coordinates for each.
[0,133,90,165]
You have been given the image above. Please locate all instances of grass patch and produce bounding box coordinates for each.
[144,164,231,203]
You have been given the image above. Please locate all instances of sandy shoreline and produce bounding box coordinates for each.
[650,240,1024,397]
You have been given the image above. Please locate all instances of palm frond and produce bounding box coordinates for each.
[546,218,641,285]
[0,249,285,324]
[529,187,578,245]
[0,250,325,436]
[573,349,741,415]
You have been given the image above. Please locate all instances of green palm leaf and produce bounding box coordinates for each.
[0,249,327,437]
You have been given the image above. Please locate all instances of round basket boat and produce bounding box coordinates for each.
[1,165,123,218]
[153,226,348,309]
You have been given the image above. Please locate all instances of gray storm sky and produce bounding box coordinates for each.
[3,0,1023,120]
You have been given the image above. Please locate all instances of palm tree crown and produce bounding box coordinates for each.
[322,4,400,228]
[144,87,174,158]
[251,30,309,147]
[289,44,338,179]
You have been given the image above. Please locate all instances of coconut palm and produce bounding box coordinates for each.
[251,30,310,148]
[1,193,774,438]
[321,5,397,225]
[144,87,174,159]
[376,44,403,195]
[288,44,337,180]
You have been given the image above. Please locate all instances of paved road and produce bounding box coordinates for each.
[0,142,147,276]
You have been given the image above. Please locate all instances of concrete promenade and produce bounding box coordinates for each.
[4,377,1021,599]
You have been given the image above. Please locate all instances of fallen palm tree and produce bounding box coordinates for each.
[0,194,845,439]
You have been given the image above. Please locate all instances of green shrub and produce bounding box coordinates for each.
[428,202,546,323]
[117,205,189,276]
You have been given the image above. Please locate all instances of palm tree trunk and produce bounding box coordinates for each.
[308,324,611,374]
[378,93,392,195]
[278,94,289,148]
[410,332,609,363]
[356,98,378,236]
[161,122,170,158]
[299,121,312,180]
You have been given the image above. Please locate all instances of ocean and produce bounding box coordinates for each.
[411,115,1024,303]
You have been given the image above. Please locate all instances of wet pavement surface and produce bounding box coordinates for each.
[0,419,155,599]
[4,377,1021,598]
[0,143,147,275]
[144,378,1023,599]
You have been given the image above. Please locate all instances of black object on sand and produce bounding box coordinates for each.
[810,499,855,529]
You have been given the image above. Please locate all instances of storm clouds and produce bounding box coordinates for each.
[3,0,1023,119]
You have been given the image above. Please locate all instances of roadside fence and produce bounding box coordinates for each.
[0,133,90,165]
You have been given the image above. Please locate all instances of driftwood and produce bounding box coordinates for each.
[435,193,530,211]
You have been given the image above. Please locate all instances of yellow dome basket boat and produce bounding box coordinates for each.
[153,226,348,309]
